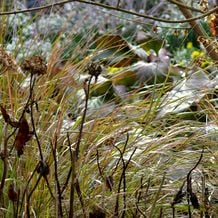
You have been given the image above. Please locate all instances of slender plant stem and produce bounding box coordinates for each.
[26,175,42,217]
[75,76,93,159]
[0,123,9,217]
[75,179,86,217]
[6,71,14,112]
[61,134,72,195]
[149,174,166,218]
[68,134,75,218]
[19,163,39,215]
[0,124,8,191]
[51,138,63,217]
[29,76,44,160]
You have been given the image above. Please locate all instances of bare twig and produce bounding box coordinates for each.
[113,135,128,217]
[0,0,217,24]
[113,134,137,218]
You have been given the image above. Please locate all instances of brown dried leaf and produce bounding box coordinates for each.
[15,116,32,157]
[0,105,19,127]
[190,192,200,209]
[0,105,10,123]
[172,189,186,206]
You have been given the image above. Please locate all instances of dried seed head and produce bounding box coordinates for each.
[172,189,186,206]
[89,206,106,218]
[37,160,49,177]
[8,183,18,202]
[87,63,102,82]
[0,46,21,72]
[21,56,47,75]
[190,192,200,209]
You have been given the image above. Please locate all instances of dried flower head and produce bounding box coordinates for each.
[87,63,102,82]
[0,46,21,72]
[8,183,18,202]
[21,55,47,75]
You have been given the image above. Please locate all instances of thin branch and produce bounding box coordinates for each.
[113,134,135,218]
[113,139,127,217]
[0,0,217,24]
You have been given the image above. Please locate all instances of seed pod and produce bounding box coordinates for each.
[8,184,18,202]
[190,192,200,209]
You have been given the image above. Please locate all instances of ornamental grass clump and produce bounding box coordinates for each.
[0,1,218,217]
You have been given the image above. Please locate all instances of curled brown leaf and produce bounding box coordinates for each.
[14,116,32,157]
[0,105,19,127]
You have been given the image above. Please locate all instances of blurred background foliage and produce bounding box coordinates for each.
[0,0,212,62]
